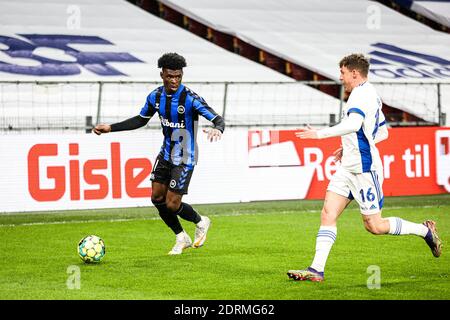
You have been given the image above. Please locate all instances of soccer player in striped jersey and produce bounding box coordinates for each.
[93,53,225,255]
[287,53,442,282]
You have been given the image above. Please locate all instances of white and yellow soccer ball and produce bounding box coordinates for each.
[78,235,106,263]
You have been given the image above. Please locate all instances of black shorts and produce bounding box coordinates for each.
[150,153,195,195]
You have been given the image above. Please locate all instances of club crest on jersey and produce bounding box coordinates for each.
[177,105,185,114]
[159,116,185,129]
[169,179,177,188]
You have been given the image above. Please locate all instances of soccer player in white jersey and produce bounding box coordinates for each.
[287,53,442,282]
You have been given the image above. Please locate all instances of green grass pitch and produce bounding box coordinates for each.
[0,195,448,300]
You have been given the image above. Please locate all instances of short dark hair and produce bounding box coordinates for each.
[339,53,370,77]
[157,52,187,70]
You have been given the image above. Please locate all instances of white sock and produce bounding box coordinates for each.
[176,231,186,240]
[310,226,337,273]
[197,216,205,225]
[387,217,428,237]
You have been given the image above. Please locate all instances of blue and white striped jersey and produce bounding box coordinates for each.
[341,82,386,173]
[139,84,219,168]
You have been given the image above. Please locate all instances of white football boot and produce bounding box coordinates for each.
[168,231,192,255]
[193,216,211,248]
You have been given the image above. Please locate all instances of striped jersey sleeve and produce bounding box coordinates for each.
[139,89,159,118]
[184,86,219,121]
[192,97,219,121]
[346,87,368,119]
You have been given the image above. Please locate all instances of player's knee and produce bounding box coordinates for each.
[321,208,338,225]
[166,199,181,213]
[151,195,165,204]
[364,221,383,235]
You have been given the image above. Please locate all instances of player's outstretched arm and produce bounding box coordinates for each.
[296,127,343,161]
[92,115,149,135]
[203,128,222,142]
[93,124,111,135]
[295,125,319,139]
[203,115,225,142]
[296,113,364,140]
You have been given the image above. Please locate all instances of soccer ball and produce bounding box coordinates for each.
[78,235,106,263]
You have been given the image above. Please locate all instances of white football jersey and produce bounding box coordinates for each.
[341,82,385,173]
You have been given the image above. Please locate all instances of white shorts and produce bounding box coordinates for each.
[327,166,384,215]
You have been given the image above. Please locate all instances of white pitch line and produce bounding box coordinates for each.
[0,210,310,227]
[0,217,158,228]
[0,205,438,227]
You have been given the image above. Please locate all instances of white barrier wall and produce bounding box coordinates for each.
[1,127,448,213]
[0,129,314,212]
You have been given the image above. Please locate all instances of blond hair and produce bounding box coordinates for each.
[339,53,370,77]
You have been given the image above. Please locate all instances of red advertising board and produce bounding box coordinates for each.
[248,127,450,199]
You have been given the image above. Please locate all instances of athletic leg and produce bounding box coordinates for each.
[310,191,351,273]
[149,156,192,255]
[288,191,351,282]
[362,212,442,257]
[166,190,211,249]
[151,181,183,235]
[288,166,354,282]
[166,190,201,224]
[354,170,442,257]
[168,165,211,249]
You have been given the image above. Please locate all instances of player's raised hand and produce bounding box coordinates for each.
[203,128,222,142]
[92,124,111,135]
[333,145,343,162]
[295,125,319,139]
